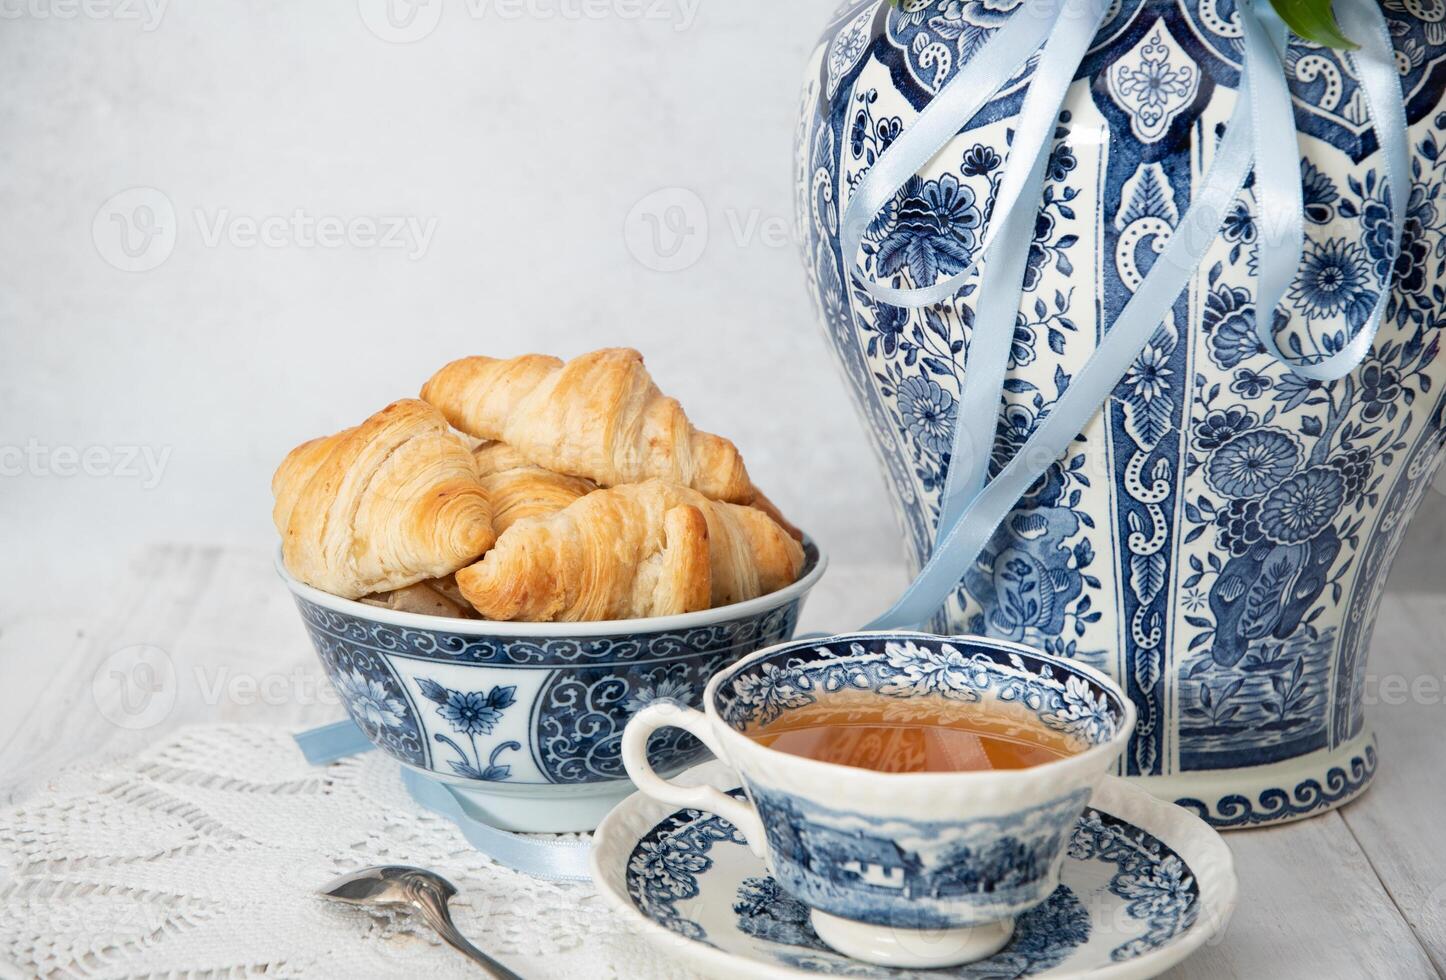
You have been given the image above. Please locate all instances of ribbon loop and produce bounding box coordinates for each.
[865,0,1409,629]
[1240,0,1306,369]
[1260,0,1410,381]
[840,0,1110,308]
[866,66,1263,630]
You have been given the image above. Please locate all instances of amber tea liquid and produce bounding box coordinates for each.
[746,691,1080,773]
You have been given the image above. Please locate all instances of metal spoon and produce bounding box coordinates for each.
[318,865,524,979]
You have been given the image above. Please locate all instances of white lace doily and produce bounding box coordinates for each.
[0,725,688,979]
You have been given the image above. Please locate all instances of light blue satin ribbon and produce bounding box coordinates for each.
[293,720,593,881]
[862,0,1408,630]
[942,146,1053,528]
[293,0,1410,879]
[841,0,1111,308]
[400,769,594,881]
[1247,0,1410,380]
[295,718,375,764]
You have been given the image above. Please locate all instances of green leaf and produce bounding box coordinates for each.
[1268,0,1357,49]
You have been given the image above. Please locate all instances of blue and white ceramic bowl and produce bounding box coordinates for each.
[622,632,1136,969]
[278,540,825,832]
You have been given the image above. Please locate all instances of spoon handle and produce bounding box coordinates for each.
[414,898,525,980]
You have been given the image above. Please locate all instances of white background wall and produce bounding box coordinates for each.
[1,0,1441,628]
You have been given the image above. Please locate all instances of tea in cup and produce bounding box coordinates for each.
[621,631,1136,968]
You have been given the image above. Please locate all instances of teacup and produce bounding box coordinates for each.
[621,631,1136,968]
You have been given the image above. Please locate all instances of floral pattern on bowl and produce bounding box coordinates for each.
[280,541,825,830]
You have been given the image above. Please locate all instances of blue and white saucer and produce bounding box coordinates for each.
[592,762,1237,979]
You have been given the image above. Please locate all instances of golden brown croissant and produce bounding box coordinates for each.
[422,348,756,504]
[744,485,803,542]
[456,480,803,621]
[272,400,497,599]
[686,486,806,606]
[472,442,597,534]
[456,480,710,621]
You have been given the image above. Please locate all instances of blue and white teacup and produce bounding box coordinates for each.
[621,631,1136,968]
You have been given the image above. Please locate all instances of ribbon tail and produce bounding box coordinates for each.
[1274,0,1411,382]
[293,720,594,881]
[841,0,1108,308]
[938,147,1053,537]
[294,719,377,765]
[1241,0,1305,368]
[867,75,1260,630]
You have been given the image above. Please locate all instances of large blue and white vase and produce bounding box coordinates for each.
[797,0,1446,827]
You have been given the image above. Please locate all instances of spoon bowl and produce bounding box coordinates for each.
[319,865,522,979]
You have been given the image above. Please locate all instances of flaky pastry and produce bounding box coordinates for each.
[421,348,755,500]
[273,400,496,598]
[472,442,598,534]
[456,480,803,622]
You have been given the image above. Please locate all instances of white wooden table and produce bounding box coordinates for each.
[2,544,1442,979]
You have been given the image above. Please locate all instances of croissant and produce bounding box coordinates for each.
[361,576,477,619]
[672,483,805,607]
[272,399,496,598]
[744,485,802,542]
[456,480,803,621]
[422,348,757,504]
[473,442,597,534]
[456,480,710,621]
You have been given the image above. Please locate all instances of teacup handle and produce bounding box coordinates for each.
[622,702,767,857]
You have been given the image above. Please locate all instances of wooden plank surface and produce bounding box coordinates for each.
[0,544,1441,978]
[1171,811,1437,979]
[1338,593,1446,977]
[0,545,328,804]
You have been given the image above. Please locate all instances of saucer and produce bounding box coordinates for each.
[592,762,1237,979]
